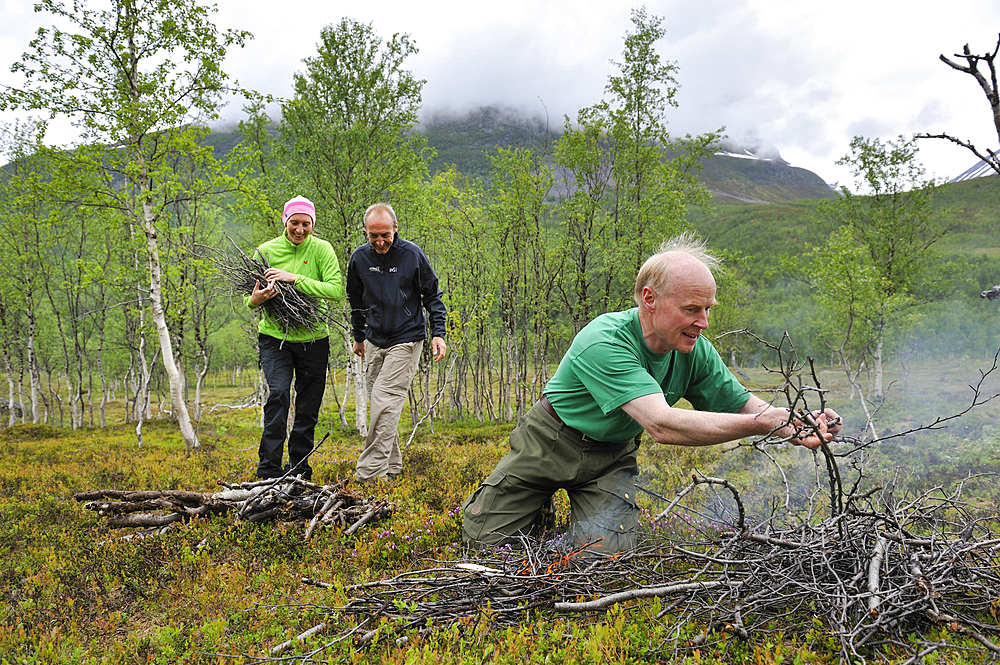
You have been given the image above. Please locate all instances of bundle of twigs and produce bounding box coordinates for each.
[217,240,325,332]
[73,478,393,539]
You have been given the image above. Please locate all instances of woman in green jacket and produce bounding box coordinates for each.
[247,196,343,480]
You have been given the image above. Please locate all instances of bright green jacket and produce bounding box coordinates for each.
[245,233,344,342]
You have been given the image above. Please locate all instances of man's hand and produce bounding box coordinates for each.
[431,336,447,362]
[773,408,842,450]
[352,341,365,359]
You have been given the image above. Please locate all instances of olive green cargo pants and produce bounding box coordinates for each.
[462,401,639,552]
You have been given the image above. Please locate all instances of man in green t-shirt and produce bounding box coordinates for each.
[462,235,841,552]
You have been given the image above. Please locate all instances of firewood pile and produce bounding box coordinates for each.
[73,477,393,539]
[265,341,1000,663]
[281,472,999,663]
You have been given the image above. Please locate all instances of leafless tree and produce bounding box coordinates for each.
[917,34,1000,175]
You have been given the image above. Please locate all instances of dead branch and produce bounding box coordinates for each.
[214,236,327,334]
[916,34,1000,176]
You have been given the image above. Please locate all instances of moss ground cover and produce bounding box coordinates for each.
[2,364,998,664]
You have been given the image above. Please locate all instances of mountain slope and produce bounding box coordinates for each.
[698,148,836,203]
[417,107,835,203]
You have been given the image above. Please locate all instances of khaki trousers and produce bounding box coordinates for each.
[354,340,423,481]
[462,401,640,552]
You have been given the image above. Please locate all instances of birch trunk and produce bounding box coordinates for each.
[337,341,351,430]
[64,374,78,430]
[2,354,14,427]
[873,337,884,399]
[97,330,107,428]
[140,193,199,451]
[352,352,368,436]
[193,344,210,422]
[26,304,41,425]
[133,323,151,421]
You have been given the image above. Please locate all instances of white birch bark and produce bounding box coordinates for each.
[873,337,884,399]
[26,305,40,425]
[352,352,368,436]
[140,193,198,451]
[2,355,15,427]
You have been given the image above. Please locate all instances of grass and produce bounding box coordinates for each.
[2,361,999,664]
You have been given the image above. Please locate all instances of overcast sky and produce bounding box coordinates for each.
[2,0,1000,186]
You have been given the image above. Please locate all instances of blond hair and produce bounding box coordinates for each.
[633,232,721,304]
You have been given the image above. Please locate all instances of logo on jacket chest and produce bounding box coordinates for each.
[367,266,398,274]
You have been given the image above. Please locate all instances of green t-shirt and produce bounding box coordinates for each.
[543,309,751,443]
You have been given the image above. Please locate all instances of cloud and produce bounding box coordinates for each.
[3,0,1000,184]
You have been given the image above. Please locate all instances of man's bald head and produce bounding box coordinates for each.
[634,233,720,304]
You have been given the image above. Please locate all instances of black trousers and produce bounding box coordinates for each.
[257,334,329,480]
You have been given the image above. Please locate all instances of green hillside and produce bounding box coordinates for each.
[691,173,1000,266]
[417,107,556,180]
[698,152,835,203]
[931,174,1000,256]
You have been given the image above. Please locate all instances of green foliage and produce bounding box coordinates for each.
[783,136,949,400]
[2,0,250,142]
[576,7,721,286]
[259,16,431,267]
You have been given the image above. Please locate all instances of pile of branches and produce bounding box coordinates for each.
[258,337,1000,663]
[74,477,393,539]
[272,475,999,663]
[216,240,325,332]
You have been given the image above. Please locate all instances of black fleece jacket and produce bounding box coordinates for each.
[347,234,447,348]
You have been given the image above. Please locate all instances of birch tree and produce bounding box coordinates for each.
[817,135,947,399]
[254,17,430,432]
[574,8,720,309]
[0,0,251,450]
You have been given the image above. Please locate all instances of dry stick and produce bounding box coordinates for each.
[553,579,729,612]
[305,497,344,540]
[343,500,390,536]
[270,622,328,655]
[302,577,335,589]
[867,535,888,614]
[653,476,745,531]
[107,512,186,528]
[237,433,330,520]
[218,235,326,333]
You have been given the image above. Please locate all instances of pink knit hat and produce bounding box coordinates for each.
[282,196,315,223]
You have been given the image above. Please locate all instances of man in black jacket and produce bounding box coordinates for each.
[348,203,447,482]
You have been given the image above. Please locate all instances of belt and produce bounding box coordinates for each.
[539,395,627,446]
